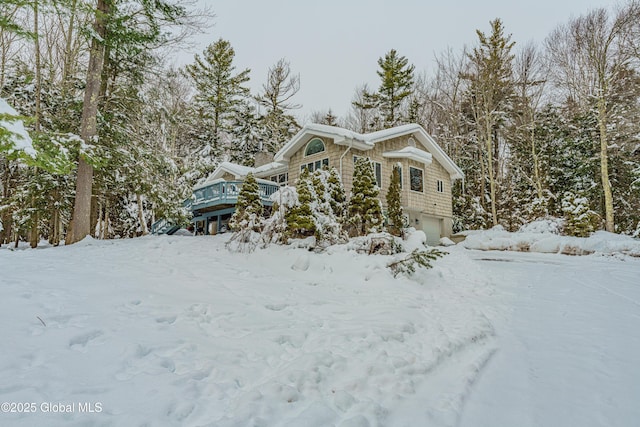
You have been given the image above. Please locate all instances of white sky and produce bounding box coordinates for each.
[174,0,620,122]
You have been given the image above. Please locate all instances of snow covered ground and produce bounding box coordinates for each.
[0,232,639,426]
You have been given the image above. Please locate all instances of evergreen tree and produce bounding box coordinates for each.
[184,38,250,148]
[323,109,339,126]
[462,18,515,227]
[386,165,404,237]
[229,100,261,166]
[326,167,346,220]
[355,49,415,128]
[348,157,383,236]
[562,191,600,237]
[229,173,263,232]
[285,168,316,238]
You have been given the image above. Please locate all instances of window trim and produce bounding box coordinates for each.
[437,179,444,193]
[300,158,329,173]
[409,166,424,193]
[304,138,326,157]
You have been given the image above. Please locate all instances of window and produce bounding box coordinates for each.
[410,167,424,192]
[301,158,329,173]
[437,179,444,193]
[304,138,325,156]
[269,173,289,186]
[353,156,382,187]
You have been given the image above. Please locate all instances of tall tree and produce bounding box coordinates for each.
[184,38,250,148]
[66,0,110,245]
[462,18,515,226]
[356,49,415,128]
[255,58,300,155]
[255,58,300,112]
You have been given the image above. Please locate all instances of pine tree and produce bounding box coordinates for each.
[184,38,250,148]
[326,167,346,220]
[348,157,383,236]
[355,49,415,128]
[285,168,316,238]
[462,18,515,227]
[386,165,404,237]
[229,100,261,166]
[562,192,600,237]
[229,172,263,232]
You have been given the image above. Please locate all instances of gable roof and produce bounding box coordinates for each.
[196,161,288,189]
[274,123,464,180]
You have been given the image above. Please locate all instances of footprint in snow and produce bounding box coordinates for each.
[69,330,104,350]
[156,315,177,325]
[265,303,288,312]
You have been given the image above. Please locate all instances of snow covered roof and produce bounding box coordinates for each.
[274,123,464,180]
[382,146,433,165]
[198,161,288,189]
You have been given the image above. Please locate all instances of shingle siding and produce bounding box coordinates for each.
[285,133,454,228]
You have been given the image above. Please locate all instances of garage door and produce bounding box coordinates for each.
[421,216,442,246]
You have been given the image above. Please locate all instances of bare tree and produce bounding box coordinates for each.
[513,42,547,200]
[256,58,301,112]
[345,84,377,132]
[546,2,640,232]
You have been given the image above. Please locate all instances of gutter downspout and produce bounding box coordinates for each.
[339,140,353,177]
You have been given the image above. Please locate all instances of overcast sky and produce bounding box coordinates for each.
[174,0,620,122]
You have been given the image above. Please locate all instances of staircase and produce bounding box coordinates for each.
[151,219,181,235]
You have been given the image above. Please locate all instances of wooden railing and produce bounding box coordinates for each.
[189,180,279,210]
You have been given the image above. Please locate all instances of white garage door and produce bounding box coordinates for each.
[421,216,442,246]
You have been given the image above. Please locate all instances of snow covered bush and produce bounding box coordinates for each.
[347,157,383,237]
[284,168,318,238]
[261,186,298,244]
[518,217,564,235]
[261,168,346,247]
[345,232,404,255]
[228,173,263,233]
[0,97,35,158]
[326,167,346,221]
[561,192,600,237]
[227,173,265,252]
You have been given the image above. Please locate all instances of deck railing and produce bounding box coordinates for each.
[189,180,279,210]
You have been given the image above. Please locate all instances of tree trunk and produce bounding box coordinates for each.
[90,194,98,237]
[104,197,110,239]
[485,117,498,226]
[67,0,110,245]
[598,97,615,232]
[61,0,78,94]
[531,123,543,200]
[29,167,39,248]
[137,194,148,235]
[0,158,12,245]
[33,1,41,132]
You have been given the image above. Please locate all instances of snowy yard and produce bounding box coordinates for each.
[1,233,639,426]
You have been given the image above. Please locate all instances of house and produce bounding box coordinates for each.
[180,123,464,244]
